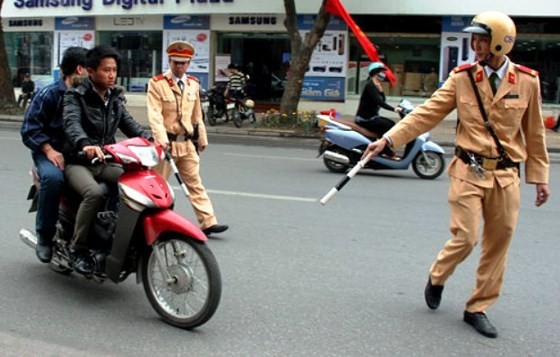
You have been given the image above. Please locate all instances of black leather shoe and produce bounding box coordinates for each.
[71,253,94,276]
[463,311,498,338]
[202,224,229,236]
[35,239,53,263]
[424,276,444,310]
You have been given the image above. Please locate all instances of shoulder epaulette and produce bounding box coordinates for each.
[453,62,477,73]
[187,75,200,83]
[515,64,538,77]
[152,74,165,81]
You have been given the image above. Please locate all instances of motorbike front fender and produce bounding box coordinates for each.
[143,210,207,245]
[422,140,446,155]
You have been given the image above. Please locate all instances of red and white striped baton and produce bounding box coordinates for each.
[320,151,373,205]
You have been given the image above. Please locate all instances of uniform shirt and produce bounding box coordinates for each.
[385,59,549,187]
[146,70,207,154]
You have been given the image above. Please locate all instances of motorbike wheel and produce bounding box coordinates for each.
[248,113,257,127]
[207,106,217,126]
[412,151,445,180]
[323,147,350,173]
[232,108,242,128]
[141,235,221,329]
[49,254,73,275]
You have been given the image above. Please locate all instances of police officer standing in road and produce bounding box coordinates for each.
[362,11,550,338]
[147,40,228,237]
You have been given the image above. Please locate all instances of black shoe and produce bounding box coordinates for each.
[424,276,444,310]
[70,252,94,276]
[463,311,498,338]
[202,224,229,236]
[35,239,53,263]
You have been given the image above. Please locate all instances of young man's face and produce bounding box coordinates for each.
[169,59,190,78]
[471,34,492,62]
[88,57,117,90]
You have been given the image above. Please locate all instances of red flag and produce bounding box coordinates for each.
[326,0,396,86]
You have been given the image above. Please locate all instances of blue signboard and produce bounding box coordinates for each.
[442,16,471,32]
[164,15,210,30]
[55,16,95,30]
[301,77,345,102]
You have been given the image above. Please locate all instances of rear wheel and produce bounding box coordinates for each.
[232,107,242,128]
[141,235,221,329]
[412,151,445,179]
[207,106,216,126]
[323,147,350,173]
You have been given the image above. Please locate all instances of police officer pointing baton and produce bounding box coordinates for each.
[361,11,549,338]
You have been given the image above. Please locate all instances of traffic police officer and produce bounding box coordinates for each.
[147,40,228,236]
[362,11,550,338]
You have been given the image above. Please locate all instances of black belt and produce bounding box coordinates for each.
[455,147,518,170]
[167,132,191,142]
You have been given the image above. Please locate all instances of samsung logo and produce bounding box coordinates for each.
[228,16,277,25]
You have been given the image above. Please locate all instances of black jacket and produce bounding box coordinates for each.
[356,80,395,119]
[63,78,150,160]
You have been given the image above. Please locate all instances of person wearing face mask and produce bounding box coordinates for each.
[354,62,403,156]
[362,11,550,338]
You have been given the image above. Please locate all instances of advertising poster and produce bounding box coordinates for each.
[298,15,347,102]
[163,15,210,88]
[214,54,231,83]
[53,17,95,70]
[440,16,473,81]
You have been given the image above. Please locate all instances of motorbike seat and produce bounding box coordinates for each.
[329,117,380,140]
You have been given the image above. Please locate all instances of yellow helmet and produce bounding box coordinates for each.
[463,11,516,56]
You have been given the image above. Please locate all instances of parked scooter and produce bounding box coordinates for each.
[19,137,222,329]
[228,91,256,128]
[206,83,231,126]
[317,99,446,179]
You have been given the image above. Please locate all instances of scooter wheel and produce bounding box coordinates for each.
[141,235,221,329]
[207,106,216,126]
[412,151,445,179]
[232,108,242,128]
[323,148,350,173]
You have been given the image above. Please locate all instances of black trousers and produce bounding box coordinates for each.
[355,116,396,155]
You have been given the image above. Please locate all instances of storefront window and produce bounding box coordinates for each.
[4,32,53,87]
[217,32,290,101]
[98,31,162,92]
[348,33,440,97]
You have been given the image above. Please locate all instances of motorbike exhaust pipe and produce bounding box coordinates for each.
[323,150,350,165]
[19,228,38,249]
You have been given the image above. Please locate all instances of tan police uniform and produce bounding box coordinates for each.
[384,59,549,313]
[146,53,217,230]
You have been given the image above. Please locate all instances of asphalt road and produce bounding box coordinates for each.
[1,125,559,356]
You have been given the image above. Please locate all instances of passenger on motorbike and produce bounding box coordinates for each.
[355,62,403,156]
[62,45,151,275]
[20,47,88,264]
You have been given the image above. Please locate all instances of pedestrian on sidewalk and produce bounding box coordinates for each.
[362,11,550,338]
[146,40,228,237]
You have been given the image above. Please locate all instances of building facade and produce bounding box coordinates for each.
[2,0,559,104]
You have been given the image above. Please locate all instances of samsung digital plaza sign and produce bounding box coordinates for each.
[11,0,234,12]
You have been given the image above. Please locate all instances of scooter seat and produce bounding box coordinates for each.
[328,117,380,140]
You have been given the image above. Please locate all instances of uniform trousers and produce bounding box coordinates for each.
[65,163,123,251]
[429,174,520,313]
[155,140,217,230]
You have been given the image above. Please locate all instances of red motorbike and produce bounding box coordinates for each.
[19,137,221,329]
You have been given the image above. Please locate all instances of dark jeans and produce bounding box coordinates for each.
[32,152,65,243]
[65,164,123,252]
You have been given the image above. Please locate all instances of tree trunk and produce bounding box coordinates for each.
[281,0,330,116]
[0,0,20,114]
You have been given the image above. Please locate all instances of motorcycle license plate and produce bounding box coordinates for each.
[226,103,235,110]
